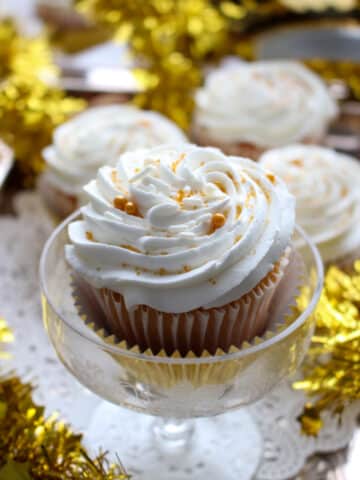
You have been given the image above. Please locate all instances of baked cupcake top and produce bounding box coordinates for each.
[42,105,187,196]
[260,145,360,263]
[193,60,337,148]
[66,144,295,313]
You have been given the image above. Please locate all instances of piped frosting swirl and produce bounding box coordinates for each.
[260,145,360,262]
[43,104,187,196]
[194,60,337,147]
[66,144,295,312]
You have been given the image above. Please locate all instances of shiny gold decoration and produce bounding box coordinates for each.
[76,0,238,128]
[0,20,86,186]
[305,58,360,101]
[75,0,360,128]
[0,375,130,479]
[0,316,128,478]
[294,262,360,436]
[0,318,13,360]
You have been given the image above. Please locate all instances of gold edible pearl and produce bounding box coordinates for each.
[113,196,127,210]
[124,201,138,216]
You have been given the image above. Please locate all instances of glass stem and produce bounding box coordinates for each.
[153,418,195,454]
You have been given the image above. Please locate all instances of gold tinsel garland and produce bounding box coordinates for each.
[75,0,242,128]
[294,262,360,436]
[75,0,360,128]
[0,20,86,187]
[0,318,129,479]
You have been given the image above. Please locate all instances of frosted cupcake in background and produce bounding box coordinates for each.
[67,144,295,356]
[39,104,187,219]
[192,60,338,159]
[259,145,360,265]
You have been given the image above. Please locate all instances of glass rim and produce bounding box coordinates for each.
[39,211,324,365]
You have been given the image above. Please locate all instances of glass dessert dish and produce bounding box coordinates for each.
[40,212,323,480]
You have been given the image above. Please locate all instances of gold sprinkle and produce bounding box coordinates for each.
[266,173,276,184]
[159,268,167,275]
[121,244,141,253]
[171,152,186,172]
[85,231,94,241]
[210,213,226,233]
[138,119,151,127]
[214,181,226,193]
[236,205,242,218]
[291,158,303,167]
[111,170,118,183]
[183,265,191,272]
[176,189,193,204]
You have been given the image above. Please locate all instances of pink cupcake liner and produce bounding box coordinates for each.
[72,248,295,356]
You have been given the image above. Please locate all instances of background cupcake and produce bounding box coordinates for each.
[39,104,187,219]
[66,144,295,356]
[259,144,360,265]
[192,60,338,159]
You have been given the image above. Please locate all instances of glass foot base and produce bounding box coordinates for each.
[85,402,262,480]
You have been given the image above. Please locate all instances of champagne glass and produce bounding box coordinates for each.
[40,212,323,479]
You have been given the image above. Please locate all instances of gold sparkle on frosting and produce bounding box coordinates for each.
[121,244,141,253]
[291,158,304,167]
[210,213,226,233]
[171,152,186,172]
[85,231,94,241]
[266,173,276,184]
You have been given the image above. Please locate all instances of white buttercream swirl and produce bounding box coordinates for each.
[66,144,295,313]
[43,104,187,198]
[194,60,337,147]
[260,145,360,262]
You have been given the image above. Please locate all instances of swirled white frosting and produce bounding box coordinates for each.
[66,144,295,312]
[260,145,360,262]
[194,60,337,147]
[43,105,187,198]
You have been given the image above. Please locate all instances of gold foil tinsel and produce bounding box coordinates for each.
[76,0,240,128]
[0,376,130,479]
[0,20,86,186]
[294,262,360,436]
[0,318,13,360]
[0,319,129,479]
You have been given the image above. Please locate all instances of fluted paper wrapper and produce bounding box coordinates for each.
[191,125,324,161]
[72,250,304,388]
[73,248,293,356]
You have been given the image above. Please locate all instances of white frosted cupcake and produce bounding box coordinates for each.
[39,105,187,219]
[66,144,295,355]
[260,145,360,265]
[192,60,338,159]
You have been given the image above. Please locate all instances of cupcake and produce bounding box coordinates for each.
[66,144,295,356]
[259,144,360,265]
[39,105,187,219]
[192,60,338,159]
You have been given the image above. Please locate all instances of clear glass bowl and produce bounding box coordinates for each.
[40,212,323,478]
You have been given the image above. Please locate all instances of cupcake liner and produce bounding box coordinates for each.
[72,250,305,389]
[72,248,293,356]
[191,124,325,160]
[38,173,78,221]
[190,126,265,160]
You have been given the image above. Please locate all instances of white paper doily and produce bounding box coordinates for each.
[1,191,359,480]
